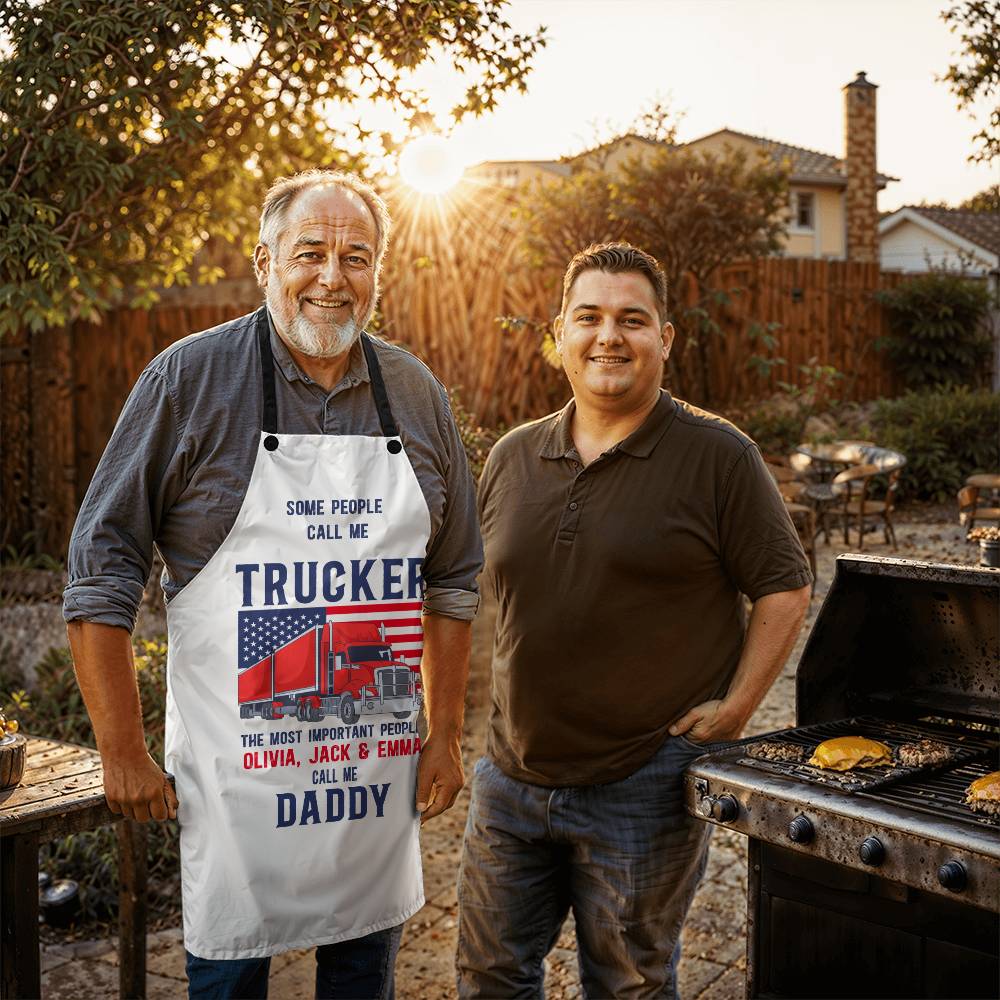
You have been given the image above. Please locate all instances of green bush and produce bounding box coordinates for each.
[871,387,1000,502]
[1,640,180,926]
[875,273,993,389]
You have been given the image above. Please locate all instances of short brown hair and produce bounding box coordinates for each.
[256,169,391,281]
[560,242,668,323]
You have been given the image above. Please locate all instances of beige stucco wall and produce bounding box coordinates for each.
[783,185,845,258]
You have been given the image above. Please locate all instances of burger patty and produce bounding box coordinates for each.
[966,796,1000,817]
[746,740,807,763]
[896,739,953,768]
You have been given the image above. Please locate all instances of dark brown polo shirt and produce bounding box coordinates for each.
[479,391,812,787]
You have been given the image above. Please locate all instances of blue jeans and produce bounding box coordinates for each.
[185,924,403,999]
[456,736,716,999]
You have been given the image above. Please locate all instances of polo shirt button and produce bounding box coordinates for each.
[569,501,578,511]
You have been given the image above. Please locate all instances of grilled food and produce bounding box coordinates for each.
[965,771,1000,816]
[896,739,953,768]
[746,740,807,763]
[807,736,892,771]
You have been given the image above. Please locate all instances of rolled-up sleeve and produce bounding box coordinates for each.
[421,390,484,621]
[63,366,185,631]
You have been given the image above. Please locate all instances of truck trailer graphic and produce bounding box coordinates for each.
[237,601,423,724]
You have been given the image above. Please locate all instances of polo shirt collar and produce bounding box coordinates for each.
[539,390,677,460]
[265,307,371,389]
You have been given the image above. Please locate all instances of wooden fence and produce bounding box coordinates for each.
[3,184,907,556]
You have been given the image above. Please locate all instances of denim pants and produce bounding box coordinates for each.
[185,924,403,999]
[456,736,715,999]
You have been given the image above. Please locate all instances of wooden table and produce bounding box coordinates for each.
[0,737,147,999]
[966,473,1000,491]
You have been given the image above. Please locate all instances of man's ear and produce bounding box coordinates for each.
[552,314,564,352]
[253,244,271,288]
[661,321,675,361]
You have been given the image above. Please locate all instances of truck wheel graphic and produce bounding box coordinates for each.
[340,697,358,725]
[393,711,411,719]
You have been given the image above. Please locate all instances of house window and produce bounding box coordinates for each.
[793,192,815,230]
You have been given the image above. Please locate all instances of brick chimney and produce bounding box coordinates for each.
[843,71,878,262]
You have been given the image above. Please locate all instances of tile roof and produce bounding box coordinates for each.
[902,206,1000,256]
[684,129,897,187]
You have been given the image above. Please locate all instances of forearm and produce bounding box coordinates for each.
[67,621,147,758]
[67,621,177,821]
[420,612,472,738]
[721,585,811,729]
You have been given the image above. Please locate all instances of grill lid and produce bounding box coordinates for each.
[796,555,1000,726]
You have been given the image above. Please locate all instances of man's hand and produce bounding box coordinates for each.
[670,699,745,744]
[101,747,179,823]
[68,621,178,823]
[415,730,464,824]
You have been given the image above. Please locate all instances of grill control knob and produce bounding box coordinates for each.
[859,836,885,866]
[788,815,814,844]
[937,861,967,892]
[711,795,740,823]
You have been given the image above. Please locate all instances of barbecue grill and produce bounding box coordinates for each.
[684,555,1000,999]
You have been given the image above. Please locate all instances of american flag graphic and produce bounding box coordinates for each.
[237,601,424,672]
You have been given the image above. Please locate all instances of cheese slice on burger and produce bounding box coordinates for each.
[808,736,892,771]
[965,771,1000,815]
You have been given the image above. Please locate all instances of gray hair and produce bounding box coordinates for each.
[255,169,391,281]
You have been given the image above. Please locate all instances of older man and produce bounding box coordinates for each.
[65,169,482,999]
[457,243,811,999]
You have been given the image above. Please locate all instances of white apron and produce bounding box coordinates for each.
[165,309,430,959]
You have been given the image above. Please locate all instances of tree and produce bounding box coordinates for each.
[960,183,1000,211]
[516,144,788,401]
[940,1,1000,163]
[0,1,546,334]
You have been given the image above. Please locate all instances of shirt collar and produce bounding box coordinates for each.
[539,390,677,461]
[266,307,371,390]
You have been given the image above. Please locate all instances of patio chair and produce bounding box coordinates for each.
[833,457,904,550]
[789,453,837,543]
[958,485,1000,539]
[783,501,817,591]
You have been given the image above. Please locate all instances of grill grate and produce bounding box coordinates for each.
[866,759,1000,828]
[733,715,996,794]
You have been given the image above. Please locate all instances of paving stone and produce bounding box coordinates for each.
[43,957,183,999]
[681,924,745,966]
[266,952,316,998]
[678,956,728,998]
[697,964,747,999]
[396,914,459,999]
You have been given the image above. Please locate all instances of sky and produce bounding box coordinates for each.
[386,0,997,211]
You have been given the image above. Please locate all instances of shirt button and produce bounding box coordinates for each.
[569,501,579,511]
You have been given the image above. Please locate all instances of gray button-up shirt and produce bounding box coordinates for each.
[64,308,483,630]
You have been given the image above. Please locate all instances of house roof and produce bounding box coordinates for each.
[680,128,897,188]
[897,206,1000,257]
[878,206,1000,266]
[562,128,897,189]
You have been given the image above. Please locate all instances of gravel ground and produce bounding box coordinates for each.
[38,515,978,998]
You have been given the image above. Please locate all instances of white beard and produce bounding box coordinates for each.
[282,311,361,358]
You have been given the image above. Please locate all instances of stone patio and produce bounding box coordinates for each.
[38,516,975,998]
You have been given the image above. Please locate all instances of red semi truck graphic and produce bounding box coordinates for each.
[238,617,422,725]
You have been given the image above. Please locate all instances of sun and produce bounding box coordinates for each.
[398,134,465,195]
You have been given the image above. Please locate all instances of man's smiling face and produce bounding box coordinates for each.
[555,268,674,412]
[255,184,377,358]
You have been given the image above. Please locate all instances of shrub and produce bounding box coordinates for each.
[450,389,501,480]
[1,640,180,926]
[875,273,993,389]
[871,387,1000,502]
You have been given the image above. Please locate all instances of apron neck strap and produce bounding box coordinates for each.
[360,333,399,439]
[256,308,399,439]
[256,307,279,435]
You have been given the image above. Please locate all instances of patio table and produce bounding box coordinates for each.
[0,736,147,999]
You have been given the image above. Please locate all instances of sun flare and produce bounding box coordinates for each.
[398,134,465,195]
